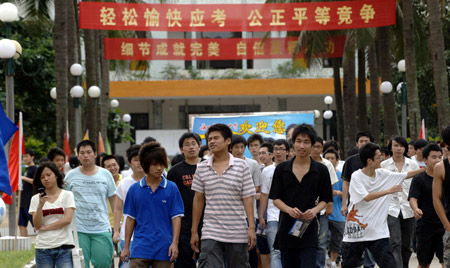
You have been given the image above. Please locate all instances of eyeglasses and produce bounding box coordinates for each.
[274,148,286,152]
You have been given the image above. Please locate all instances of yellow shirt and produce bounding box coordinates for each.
[108,174,122,228]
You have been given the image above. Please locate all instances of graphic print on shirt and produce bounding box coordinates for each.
[43,207,64,217]
[182,174,194,187]
[345,206,368,239]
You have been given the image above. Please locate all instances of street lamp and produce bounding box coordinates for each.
[122,113,132,123]
[398,59,407,138]
[50,87,57,100]
[110,99,119,108]
[70,63,84,144]
[323,96,334,141]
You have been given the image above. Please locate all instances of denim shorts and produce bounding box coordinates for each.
[35,247,73,268]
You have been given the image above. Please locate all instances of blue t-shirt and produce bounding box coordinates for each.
[123,177,184,261]
[64,167,116,233]
[329,170,345,222]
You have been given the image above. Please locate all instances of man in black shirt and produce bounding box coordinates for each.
[167,132,202,268]
[432,125,450,267]
[269,124,332,267]
[19,148,37,236]
[409,143,444,267]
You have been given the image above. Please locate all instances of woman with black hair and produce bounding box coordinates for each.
[29,162,76,268]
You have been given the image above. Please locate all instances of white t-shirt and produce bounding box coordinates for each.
[343,169,407,242]
[260,164,279,222]
[319,157,338,215]
[115,175,139,240]
[29,190,76,249]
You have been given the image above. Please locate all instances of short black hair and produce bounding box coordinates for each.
[422,143,443,159]
[25,148,35,157]
[126,144,141,163]
[315,136,324,145]
[380,146,390,156]
[273,139,290,151]
[387,136,408,157]
[414,139,428,150]
[206,123,232,141]
[101,155,119,168]
[171,153,185,167]
[96,152,107,166]
[231,135,247,148]
[286,124,297,134]
[33,162,64,194]
[178,132,201,148]
[199,145,209,158]
[116,155,125,172]
[247,134,264,147]
[323,149,339,160]
[291,124,316,145]
[38,157,48,164]
[442,126,450,146]
[356,131,375,143]
[359,142,380,167]
[142,136,156,145]
[47,147,66,161]
[408,140,416,146]
[69,155,80,169]
[260,142,273,153]
[323,140,339,152]
[263,137,275,144]
[139,142,168,173]
[347,147,359,157]
[76,140,96,154]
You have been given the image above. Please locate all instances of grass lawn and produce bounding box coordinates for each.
[0,245,34,267]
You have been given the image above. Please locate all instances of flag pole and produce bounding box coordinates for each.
[14,112,23,250]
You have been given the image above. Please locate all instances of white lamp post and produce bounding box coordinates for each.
[110,99,119,108]
[398,59,407,138]
[50,87,57,100]
[122,113,132,123]
[380,81,393,94]
[323,96,334,140]
[70,63,84,144]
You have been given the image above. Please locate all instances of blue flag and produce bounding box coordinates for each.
[0,102,17,195]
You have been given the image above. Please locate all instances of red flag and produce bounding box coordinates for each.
[2,114,25,204]
[98,132,106,154]
[419,119,426,141]
[63,121,71,161]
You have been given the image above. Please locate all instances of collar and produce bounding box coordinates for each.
[385,157,412,167]
[207,153,235,168]
[281,156,321,173]
[139,176,167,189]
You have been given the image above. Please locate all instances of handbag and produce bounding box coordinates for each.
[72,217,85,268]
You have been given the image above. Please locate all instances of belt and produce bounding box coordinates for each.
[50,244,75,250]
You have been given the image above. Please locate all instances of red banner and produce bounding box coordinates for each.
[103,36,345,61]
[80,1,395,32]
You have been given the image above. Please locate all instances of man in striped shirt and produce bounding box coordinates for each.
[191,123,257,267]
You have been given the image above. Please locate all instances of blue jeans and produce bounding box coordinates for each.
[281,247,317,267]
[266,221,282,268]
[35,248,73,268]
[316,213,329,268]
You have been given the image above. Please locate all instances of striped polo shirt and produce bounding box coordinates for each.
[192,153,256,243]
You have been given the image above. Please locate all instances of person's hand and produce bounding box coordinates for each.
[414,208,423,220]
[259,217,266,229]
[301,208,318,221]
[113,231,120,243]
[190,232,200,253]
[247,228,256,251]
[255,192,261,200]
[326,206,333,217]
[288,207,302,219]
[389,185,402,194]
[168,242,178,262]
[38,193,48,208]
[37,225,47,232]
[333,190,342,197]
[120,247,130,263]
[341,204,348,217]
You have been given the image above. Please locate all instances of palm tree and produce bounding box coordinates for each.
[342,35,357,150]
[357,48,368,132]
[368,43,380,143]
[427,0,450,130]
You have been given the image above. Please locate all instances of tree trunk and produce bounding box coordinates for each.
[377,27,399,142]
[368,43,380,143]
[357,48,368,132]
[402,0,421,139]
[427,0,450,130]
[67,0,78,152]
[54,0,68,148]
[342,37,357,153]
[84,28,99,147]
[100,30,110,146]
[333,58,345,160]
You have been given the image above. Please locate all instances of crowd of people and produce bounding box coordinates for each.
[18,123,450,268]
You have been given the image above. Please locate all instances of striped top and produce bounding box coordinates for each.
[192,153,256,243]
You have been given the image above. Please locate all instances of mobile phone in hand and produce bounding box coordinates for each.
[38,187,47,196]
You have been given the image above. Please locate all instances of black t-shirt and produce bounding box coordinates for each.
[269,157,333,249]
[408,171,444,234]
[167,160,202,235]
[21,165,37,209]
[341,154,363,182]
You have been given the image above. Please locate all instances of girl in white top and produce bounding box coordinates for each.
[29,162,76,268]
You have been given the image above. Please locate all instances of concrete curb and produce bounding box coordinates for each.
[23,258,36,268]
